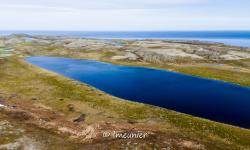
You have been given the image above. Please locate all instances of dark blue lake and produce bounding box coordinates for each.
[26,56,250,128]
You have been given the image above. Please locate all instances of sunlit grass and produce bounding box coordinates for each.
[0,56,250,149]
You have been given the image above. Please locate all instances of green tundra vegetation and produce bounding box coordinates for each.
[0,35,250,149]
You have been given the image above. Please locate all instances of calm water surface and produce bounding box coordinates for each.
[27,56,250,128]
[1,31,250,47]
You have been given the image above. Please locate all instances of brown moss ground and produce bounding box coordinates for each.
[0,55,250,149]
[0,42,250,149]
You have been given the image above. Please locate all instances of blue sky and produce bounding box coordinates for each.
[0,0,250,31]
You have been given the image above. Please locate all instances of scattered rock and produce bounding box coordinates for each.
[178,140,205,150]
[0,136,45,150]
[0,120,12,130]
[112,52,139,61]
[127,120,137,124]
[73,113,86,123]
[58,125,96,141]
[0,103,6,108]
[31,97,38,101]
[128,40,250,63]
[8,94,17,100]
[11,105,17,109]
[0,54,13,57]
[67,104,75,112]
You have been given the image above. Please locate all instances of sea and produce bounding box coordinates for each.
[0,31,250,48]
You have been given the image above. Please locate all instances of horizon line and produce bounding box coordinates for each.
[1,30,250,32]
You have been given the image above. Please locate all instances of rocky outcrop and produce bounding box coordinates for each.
[1,34,250,62]
[126,40,250,63]
[112,52,139,61]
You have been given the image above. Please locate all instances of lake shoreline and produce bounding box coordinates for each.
[27,55,250,89]
[1,34,250,149]
[26,56,250,129]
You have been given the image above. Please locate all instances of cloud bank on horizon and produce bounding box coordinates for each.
[0,0,249,31]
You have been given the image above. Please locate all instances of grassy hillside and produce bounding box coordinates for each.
[0,37,250,149]
[0,55,250,149]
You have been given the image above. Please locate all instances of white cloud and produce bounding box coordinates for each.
[0,4,77,13]
[0,0,249,30]
[0,0,207,10]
